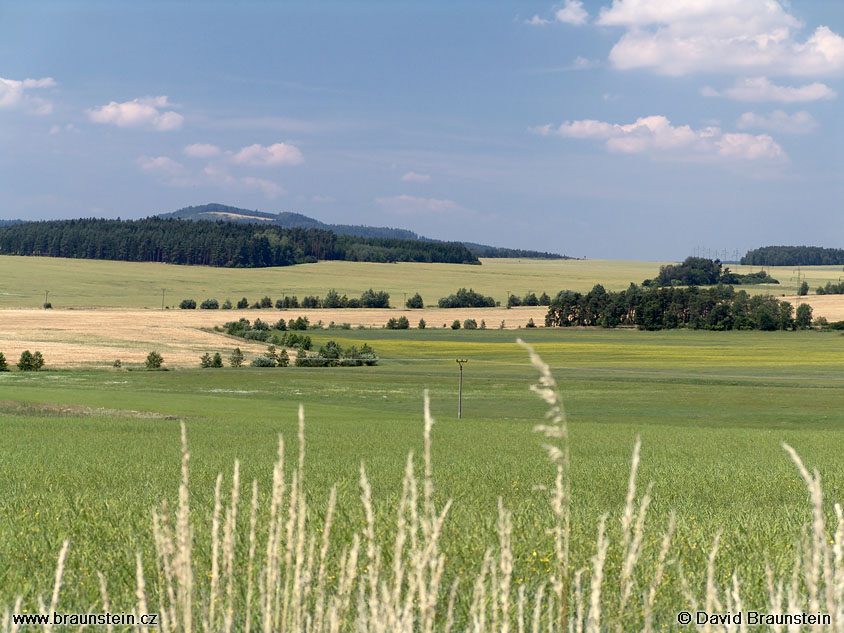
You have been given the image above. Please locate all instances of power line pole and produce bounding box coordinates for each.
[161,288,166,310]
[44,290,50,307]
[456,359,468,419]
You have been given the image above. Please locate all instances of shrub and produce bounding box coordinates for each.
[253,318,269,331]
[418,318,426,329]
[463,318,478,330]
[507,294,521,308]
[236,297,249,309]
[360,288,390,308]
[406,293,424,309]
[302,296,321,308]
[260,296,273,308]
[0,352,8,371]
[17,350,44,371]
[274,318,288,331]
[112,359,121,369]
[145,351,163,370]
[200,353,213,368]
[200,299,219,310]
[250,301,262,309]
[221,299,233,309]
[250,355,277,367]
[179,299,197,310]
[538,292,551,306]
[385,318,399,330]
[480,320,486,329]
[798,281,809,296]
[229,348,244,367]
[526,318,537,328]
[397,316,410,329]
[276,296,299,309]
[289,316,310,330]
[212,353,223,368]
[451,320,461,330]
[43,302,52,309]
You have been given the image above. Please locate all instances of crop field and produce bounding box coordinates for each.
[3,327,844,627]
[5,254,842,310]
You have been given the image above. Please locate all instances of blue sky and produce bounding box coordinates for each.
[2,0,842,260]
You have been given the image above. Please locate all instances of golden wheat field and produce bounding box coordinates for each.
[0,306,547,368]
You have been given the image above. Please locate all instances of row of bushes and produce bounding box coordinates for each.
[0,350,45,371]
[295,341,378,367]
[180,289,392,310]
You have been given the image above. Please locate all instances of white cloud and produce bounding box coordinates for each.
[525,15,551,26]
[87,96,183,131]
[137,156,185,174]
[0,76,55,114]
[737,110,817,134]
[183,143,222,158]
[231,142,304,166]
[375,194,464,216]
[401,171,431,183]
[555,0,588,25]
[702,77,837,102]
[531,114,785,161]
[597,0,844,76]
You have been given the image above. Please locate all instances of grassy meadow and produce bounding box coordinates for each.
[3,254,837,309]
[3,327,844,626]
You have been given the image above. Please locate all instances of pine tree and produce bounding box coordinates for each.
[0,352,8,372]
[229,347,244,367]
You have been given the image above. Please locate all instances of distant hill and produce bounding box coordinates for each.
[0,219,24,227]
[158,203,567,259]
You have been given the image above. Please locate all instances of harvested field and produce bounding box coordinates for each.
[0,306,547,368]
[782,293,844,321]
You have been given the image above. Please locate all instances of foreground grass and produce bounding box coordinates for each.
[2,329,844,628]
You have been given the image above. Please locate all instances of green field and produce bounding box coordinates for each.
[3,255,834,309]
[3,327,844,626]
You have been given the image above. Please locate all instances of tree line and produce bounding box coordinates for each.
[545,284,812,331]
[0,218,480,267]
[741,246,844,266]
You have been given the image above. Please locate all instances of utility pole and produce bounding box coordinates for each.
[161,288,166,310]
[44,290,50,307]
[456,359,468,419]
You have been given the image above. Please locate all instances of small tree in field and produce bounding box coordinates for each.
[798,281,809,296]
[229,348,244,367]
[396,316,410,329]
[145,351,164,370]
[451,320,461,330]
[200,353,213,368]
[212,352,223,368]
[526,318,537,328]
[0,352,8,372]
[795,303,813,329]
[463,318,478,330]
[17,350,44,371]
[277,349,290,367]
[418,318,426,329]
[406,293,424,309]
[237,297,249,309]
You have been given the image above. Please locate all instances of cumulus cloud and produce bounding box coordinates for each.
[88,96,183,131]
[702,77,837,102]
[375,195,464,216]
[240,176,286,198]
[231,142,304,166]
[531,114,785,161]
[555,0,588,25]
[0,76,55,114]
[401,171,431,183]
[526,1,587,26]
[737,110,817,134]
[597,0,844,76]
[183,143,221,158]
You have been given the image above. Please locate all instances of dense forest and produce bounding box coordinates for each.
[0,218,480,267]
[741,246,844,266]
[545,284,809,331]
[643,257,779,286]
[162,203,566,259]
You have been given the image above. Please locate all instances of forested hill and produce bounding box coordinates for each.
[0,218,480,267]
[159,203,567,259]
[742,246,844,266]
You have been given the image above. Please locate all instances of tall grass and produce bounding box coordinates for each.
[3,342,844,631]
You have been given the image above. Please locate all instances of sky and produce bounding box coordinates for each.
[1,0,843,260]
